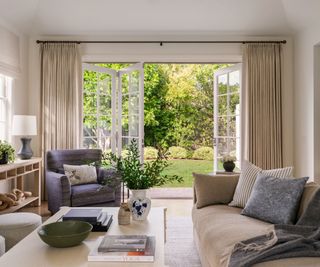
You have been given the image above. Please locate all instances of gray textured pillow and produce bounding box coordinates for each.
[241,174,308,224]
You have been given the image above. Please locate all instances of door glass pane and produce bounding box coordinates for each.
[130,71,139,93]
[99,95,111,114]
[218,95,228,116]
[83,71,98,93]
[83,93,97,114]
[83,137,98,148]
[217,116,227,137]
[83,115,97,137]
[229,71,240,93]
[218,74,227,95]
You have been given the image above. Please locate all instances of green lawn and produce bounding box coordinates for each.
[159,159,216,187]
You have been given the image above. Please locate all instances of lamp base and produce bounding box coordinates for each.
[17,137,33,160]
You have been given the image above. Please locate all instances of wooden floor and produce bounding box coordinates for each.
[18,199,194,219]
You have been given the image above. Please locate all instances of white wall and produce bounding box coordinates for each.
[0,21,30,192]
[293,27,320,181]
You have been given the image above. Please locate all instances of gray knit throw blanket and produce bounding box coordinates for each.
[228,224,320,267]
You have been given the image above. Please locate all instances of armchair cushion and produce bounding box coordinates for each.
[71,183,115,207]
[193,173,239,209]
[63,164,97,185]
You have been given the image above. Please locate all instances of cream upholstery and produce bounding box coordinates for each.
[0,212,42,252]
[192,177,320,267]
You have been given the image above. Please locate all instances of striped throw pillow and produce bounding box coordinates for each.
[229,161,293,208]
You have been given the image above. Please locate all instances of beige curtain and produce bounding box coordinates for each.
[40,43,82,154]
[242,43,283,169]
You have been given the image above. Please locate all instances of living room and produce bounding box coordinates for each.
[0,0,320,266]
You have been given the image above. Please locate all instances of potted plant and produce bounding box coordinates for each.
[222,154,237,172]
[0,140,15,165]
[103,139,183,221]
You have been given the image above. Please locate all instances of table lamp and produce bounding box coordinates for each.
[12,115,37,160]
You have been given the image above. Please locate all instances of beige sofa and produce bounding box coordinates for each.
[192,174,320,267]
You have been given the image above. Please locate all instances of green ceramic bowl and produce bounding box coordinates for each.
[38,221,93,248]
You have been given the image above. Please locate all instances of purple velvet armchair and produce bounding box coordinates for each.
[46,149,121,214]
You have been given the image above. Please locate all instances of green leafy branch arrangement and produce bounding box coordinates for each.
[102,139,183,190]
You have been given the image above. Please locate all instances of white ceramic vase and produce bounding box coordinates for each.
[128,189,151,221]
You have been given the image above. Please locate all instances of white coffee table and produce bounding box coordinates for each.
[0,207,167,267]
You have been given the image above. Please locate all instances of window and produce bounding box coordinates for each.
[0,74,12,141]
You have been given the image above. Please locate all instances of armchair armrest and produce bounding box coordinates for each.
[46,171,71,214]
[193,173,239,209]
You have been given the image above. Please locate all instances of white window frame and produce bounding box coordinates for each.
[0,74,12,141]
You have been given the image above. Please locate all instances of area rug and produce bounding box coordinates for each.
[165,216,202,267]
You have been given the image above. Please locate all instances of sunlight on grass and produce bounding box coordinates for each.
[159,159,216,187]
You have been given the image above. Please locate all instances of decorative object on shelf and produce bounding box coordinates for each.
[0,189,33,210]
[118,202,131,225]
[37,221,92,248]
[128,189,151,221]
[12,115,37,160]
[0,194,15,210]
[222,154,237,172]
[0,140,15,164]
[103,139,183,221]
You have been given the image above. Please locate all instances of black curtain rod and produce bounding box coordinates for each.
[36,40,287,45]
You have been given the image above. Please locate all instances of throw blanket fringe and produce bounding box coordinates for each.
[233,230,278,252]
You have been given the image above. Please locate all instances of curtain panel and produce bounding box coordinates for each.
[242,43,283,169]
[40,43,82,155]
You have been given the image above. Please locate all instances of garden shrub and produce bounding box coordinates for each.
[168,146,188,159]
[193,146,214,160]
[144,146,158,159]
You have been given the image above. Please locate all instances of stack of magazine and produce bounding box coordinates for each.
[62,208,113,232]
[88,235,156,262]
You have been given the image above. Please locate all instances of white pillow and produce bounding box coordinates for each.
[63,164,97,185]
[229,161,293,208]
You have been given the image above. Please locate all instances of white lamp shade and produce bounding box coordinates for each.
[12,115,37,136]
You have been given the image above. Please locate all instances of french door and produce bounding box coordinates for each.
[82,63,144,160]
[213,64,241,171]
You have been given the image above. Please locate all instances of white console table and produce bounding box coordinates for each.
[0,157,41,214]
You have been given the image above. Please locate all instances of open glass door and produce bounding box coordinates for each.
[118,63,144,161]
[82,63,117,153]
[213,64,241,172]
[82,63,144,160]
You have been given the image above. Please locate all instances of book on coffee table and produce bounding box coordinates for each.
[61,208,113,232]
[63,208,102,223]
[98,235,147,252]
[88,236,155,262]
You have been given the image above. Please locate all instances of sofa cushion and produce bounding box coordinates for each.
[71,183,115,206]
[229,161,293,208]
[193,173,239,208]
[297,182,319,219]
[64,164,97,185]
[192,204,320,267]
[242,174,308,224]
[192,205,271,267]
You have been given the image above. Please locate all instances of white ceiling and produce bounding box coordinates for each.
[0,0,319,36]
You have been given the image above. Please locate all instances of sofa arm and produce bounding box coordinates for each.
[193,173,239,209]
[46,171,71,214]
